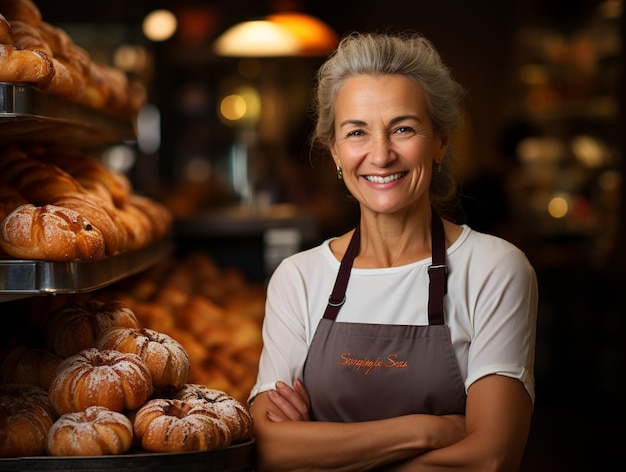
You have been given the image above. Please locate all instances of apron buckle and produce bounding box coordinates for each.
[328,294,346,307]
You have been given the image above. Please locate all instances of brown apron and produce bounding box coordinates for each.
[302,211,466,422]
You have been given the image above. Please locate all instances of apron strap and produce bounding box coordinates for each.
[428,210,447,325]
[323,209,447,324]
[323,225,360,321]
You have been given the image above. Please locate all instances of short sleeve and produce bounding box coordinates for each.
[248,258,311,403]
[465,245,538,404]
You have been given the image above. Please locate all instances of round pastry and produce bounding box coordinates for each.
[0,384,55,458]
[172,384,253,441]
[0,204,105,262]
[133,398,232,453]
[1,345,63,390]
[0,383,55,416]
[49,348,153,415]
[44,300,139,357]
[97,327,190,390]
[46,406,133,456]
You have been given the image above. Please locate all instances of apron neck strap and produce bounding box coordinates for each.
[428,210,447,325]
[323,209,448,324]
[324,225,360,320]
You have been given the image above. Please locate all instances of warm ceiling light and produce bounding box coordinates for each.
[143,9,178,42]
[214,20,301,57]
[266,12,338,55]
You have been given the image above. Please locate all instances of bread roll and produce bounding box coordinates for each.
[0,44,54,85]
[127,194,172,241]
[133,398,232,453]
[49,348,153,415]
[0,384,55,458]
[44,299,139,358]
[172,384,253,441]
[116,201,154,251]
[44,149,132,208]
[0,204,105,261]
[7,161,87,206]
[1,345,63,390]
[52,192,127,256]
[47,406,133,456]
[97,327,190,391]
[9,20,53,56]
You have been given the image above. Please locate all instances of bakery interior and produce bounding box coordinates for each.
[1,0,625,469]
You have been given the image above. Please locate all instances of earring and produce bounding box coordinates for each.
[437,162,442,172]
[336,166,343,179]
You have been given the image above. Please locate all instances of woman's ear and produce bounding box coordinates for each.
[330,144,340,167]
[436,132,451,161]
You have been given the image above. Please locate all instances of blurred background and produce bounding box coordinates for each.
[14,0,626,468]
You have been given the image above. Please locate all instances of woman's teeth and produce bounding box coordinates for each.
[365,172,406,184]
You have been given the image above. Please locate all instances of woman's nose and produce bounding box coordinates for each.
[368,134,395,166]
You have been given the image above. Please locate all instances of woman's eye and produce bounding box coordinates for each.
[395,126,414,134]
[347,130,364,137]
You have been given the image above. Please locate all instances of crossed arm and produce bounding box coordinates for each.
[250,374,532,471]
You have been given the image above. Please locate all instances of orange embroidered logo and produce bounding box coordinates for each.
[337,353,409,375]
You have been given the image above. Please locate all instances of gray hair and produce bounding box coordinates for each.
[312,31,465,218]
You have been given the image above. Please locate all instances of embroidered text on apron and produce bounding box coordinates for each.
[302,211,467,422]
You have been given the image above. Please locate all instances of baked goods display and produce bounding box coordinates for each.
[0,0,144,117]
[0,292,256,458]
[0,0,259,464]
[100,252,266,403]
[0,144,173,261]
[46,406,133,456]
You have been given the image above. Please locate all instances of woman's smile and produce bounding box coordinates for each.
[363,171,408,184]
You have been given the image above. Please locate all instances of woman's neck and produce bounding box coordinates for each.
[356,209,433,268]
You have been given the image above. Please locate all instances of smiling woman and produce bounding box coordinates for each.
[248,31,538,472]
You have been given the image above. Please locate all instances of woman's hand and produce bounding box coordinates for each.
[266,379,311,422]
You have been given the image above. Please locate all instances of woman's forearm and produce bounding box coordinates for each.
[381,376,533,472]
[251,393,465,471]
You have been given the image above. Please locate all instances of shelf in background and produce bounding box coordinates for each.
[0,237,174,303]
[0,82,137,148]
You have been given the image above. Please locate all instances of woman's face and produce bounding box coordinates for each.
[331,74,449,216]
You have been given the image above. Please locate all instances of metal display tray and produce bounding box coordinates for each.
[0,237,174,303]
[0,439,254,472]
[0,82,137,148]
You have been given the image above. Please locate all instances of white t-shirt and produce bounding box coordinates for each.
[249,225,538,406]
